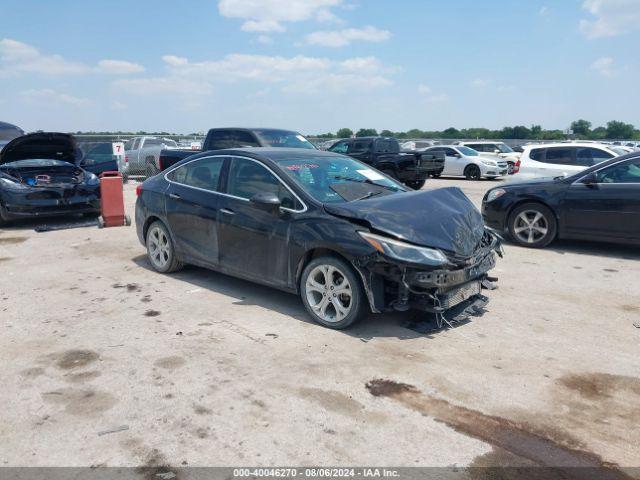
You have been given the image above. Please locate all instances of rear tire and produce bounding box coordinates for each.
[300,256,367,329]
[146,221,183,273]
[464,164,482,181]
[508,203,557,248]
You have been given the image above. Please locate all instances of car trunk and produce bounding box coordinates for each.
[324,187,487,258]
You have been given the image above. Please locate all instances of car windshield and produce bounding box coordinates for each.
[255,130,316,150]
[497,143,514,153]
[457,146,479,156]
[1,159,74,168]
[276,155,405,203]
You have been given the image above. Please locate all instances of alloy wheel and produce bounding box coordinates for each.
[148,226,171,269]
[513,210,549,244]
[305,265,353,323]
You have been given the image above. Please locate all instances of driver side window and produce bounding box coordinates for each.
[226,157,300,210]
[329,141,349,154]
[596,159,640,184]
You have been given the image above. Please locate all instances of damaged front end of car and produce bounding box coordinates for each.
[324,187,503,324]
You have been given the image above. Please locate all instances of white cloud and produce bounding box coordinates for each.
[257,35,274,44]
[591,56,617,76]
[417,83,448,103]
[423,93,449,103]
[218,0,342,33]
[471,78,490,88]
[580,0,640,38]
[0,38,89,76]
[0,38,145,77]
[115,53,394,96]
[96,59,145,75]
[304,26,391,47]
[20,88,90,106]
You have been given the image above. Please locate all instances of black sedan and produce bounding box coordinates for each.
[0,133,108,226]
[135,148,501,329]
[482,152,640,248]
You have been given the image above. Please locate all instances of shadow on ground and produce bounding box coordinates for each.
[132,254,483,341]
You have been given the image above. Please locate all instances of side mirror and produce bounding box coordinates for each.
[494,149,501,154]
[580,172,598,188]
[250,192,281,212]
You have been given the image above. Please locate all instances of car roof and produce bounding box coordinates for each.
[189,147,344,163]
[460,141,502,144]
[523,142,613,149]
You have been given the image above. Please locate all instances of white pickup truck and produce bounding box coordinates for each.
[124,136,182,177]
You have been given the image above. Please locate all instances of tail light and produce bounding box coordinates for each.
[124,155,129,164]
[513,159,521,174]
[136,184,142,197]
[158,156,164,172]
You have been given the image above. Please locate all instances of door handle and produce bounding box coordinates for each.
[169,193,181,199]
[220,208,235,215]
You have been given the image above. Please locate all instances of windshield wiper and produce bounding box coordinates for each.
[354,190,384,201]
[329,175,402,192]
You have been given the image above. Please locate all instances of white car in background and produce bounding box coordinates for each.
[457,141,521,174]
[517,143,620,179]
[424,145,508,180]
[401,140,437,151]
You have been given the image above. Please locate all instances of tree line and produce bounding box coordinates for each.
[314,120,640,141]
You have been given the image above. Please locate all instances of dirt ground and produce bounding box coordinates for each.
[1,176,639,475]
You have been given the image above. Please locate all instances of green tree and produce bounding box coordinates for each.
[380,129,394,137]
[355,128,378,137]
[570,119,592,138]
[606,120,635,139]
[441,127,460,138]
[336,128,353,138]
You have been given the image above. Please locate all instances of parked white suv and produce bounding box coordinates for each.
[424,145,508,180]
[517,143,619,179]
[458,141,520,174]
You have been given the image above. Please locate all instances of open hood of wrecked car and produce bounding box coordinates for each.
[0,132,80,166]
[324,187,486,258]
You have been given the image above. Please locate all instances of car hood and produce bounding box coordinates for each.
[0,132,80,166]
[504,176,563,187]
[324,187,486,257]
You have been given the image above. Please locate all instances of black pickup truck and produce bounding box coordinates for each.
[328,137,444,189]
[154,128,316,174]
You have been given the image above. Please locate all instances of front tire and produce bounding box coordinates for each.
[508,203,557,248]
[507,161,515,175]
[464,164,482,180]
[146,221,183,273]
[406,179,426,190]
[300,256,367,329]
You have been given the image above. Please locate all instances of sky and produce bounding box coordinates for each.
[1,0,639,134]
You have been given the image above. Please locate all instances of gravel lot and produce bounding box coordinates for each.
[1,177,638,474]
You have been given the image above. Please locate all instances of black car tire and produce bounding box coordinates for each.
[508,203,557,248]
[381,169,397,180]
[300,255,367,329]
[464,164,482,181]
[507,161,515,175]
[145,220,183,273]
[0,202,9,227]
[406,179,426,190]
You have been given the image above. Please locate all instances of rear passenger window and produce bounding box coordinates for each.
[350,141,371,153]
[226,157,300,210]
[545,148,574,165]
[329,141,349,154]
[167,157,225,191]
[529,148,545,161]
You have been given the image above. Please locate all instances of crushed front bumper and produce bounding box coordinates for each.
[355,234,502,314]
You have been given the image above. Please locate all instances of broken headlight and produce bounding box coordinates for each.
[358,231,448,266]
